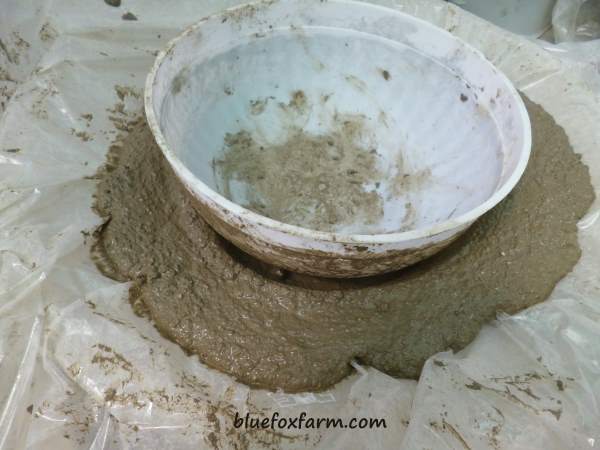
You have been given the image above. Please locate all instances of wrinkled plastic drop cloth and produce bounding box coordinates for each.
[553,0,600,42]
[1,1,600,449]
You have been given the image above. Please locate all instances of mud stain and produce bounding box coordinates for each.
[214,114,384,233]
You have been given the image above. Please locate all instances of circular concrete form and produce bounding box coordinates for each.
[145,0,532,277]
[92,97,594,392]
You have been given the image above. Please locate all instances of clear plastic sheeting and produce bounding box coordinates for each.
[0,1,599,449]
[553,0,600,42]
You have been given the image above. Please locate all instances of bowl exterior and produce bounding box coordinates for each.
[191,192,468,277]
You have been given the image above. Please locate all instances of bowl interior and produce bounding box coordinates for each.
[151,1,527,237]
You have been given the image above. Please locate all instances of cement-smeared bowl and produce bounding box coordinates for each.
[145,0,531,278]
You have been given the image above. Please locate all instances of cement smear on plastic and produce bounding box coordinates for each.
[214,117,385,234]
[92,97,594,392]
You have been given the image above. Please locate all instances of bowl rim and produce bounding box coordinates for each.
[144,0,532,246]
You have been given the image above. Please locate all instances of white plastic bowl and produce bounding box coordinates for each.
[145,0,531,278]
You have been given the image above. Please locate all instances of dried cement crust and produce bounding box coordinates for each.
[92,97,594,392]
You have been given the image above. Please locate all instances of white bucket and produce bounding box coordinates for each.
[450,0,556,37]
[145,0,531,278]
